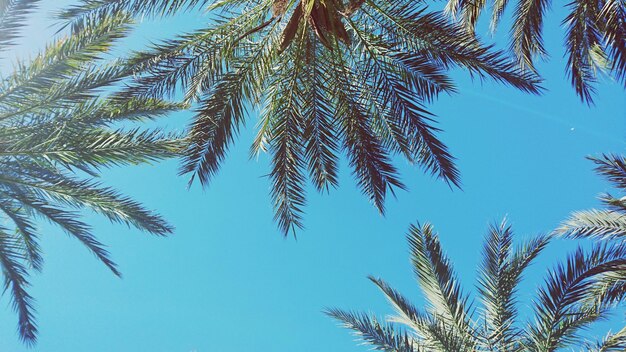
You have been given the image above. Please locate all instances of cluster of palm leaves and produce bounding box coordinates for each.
[0,1,183,344]
[444,0,626,103]
[558,154,626,241]
[59,0,542,235]
[2,0,624,348]
[328,220,626,351]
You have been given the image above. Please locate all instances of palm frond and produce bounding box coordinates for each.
[0,0,40,53]
[564,0,607,104]
[589,154,626,191]
[556,209,626,241]
[477,220,550,349]
[598,0,626,86]
[586,326,626,352]
[301,36,339,192]
[510,0,550,71]
[408,223,473,339]
[58,0,210,29]
[0,10,180,343]
[527,243,626,350]
[325,308,421,351]
[0,227,36,345]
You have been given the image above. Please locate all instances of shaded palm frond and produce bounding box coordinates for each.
[598,0,626,85]
[509,0,550,72]
[527,243,626,350]
[0,227,36,345]
[301,36,339,192]
[446,0,624,101]
[589,154,626,190]
[0,0,40,53]
[563,0,607,104]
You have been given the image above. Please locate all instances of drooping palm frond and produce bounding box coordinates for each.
[589,154,626,190]
[526,243,626,351]
[0,11,183,344]
[63,0,542,236]
[445,0,625,103]
[557,154,626,241]
[329,219,626,352]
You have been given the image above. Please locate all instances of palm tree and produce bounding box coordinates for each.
[0,1,183,344]
[557,154,626,241]
[60,0,542,236]
[444,0,625,104]
[327,220,626,351]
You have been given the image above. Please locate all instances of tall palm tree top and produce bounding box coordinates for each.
[329,220,626,351]
[61,0,542,236]
[0,1,183,344]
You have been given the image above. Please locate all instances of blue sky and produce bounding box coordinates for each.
[1,1,625,351]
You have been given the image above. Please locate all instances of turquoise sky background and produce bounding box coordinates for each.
[1,1,625,351]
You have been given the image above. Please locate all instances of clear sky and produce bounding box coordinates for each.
[1,1,625,351]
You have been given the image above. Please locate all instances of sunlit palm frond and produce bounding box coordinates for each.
[330,220,626,352]
[557,209,626,242]
[0,11,182,344]
[477,220,550,350]
[325,308,422,351]
[556,154,626,241]
[585,326,626,352]
[408,223,475,346]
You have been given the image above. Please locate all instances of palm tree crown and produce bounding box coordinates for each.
[0,1,182,344]
[328,220,626,351]
[61,0,542,236]
[444,0,626,104]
